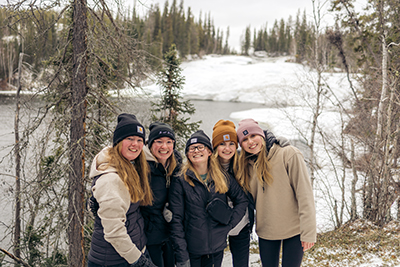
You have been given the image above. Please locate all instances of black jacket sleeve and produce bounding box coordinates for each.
[226,175,248,228]
[168,176,189,263]
[263,129,278,152]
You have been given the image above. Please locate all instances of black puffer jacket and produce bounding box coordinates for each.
[169,170,248,262]
[263,129,278,152]
[226,159,256,229]
[141,147,182,245]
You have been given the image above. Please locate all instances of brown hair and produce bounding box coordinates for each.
[236,138,273,192]
[212,148,239,178]
[181,148,229,194]
[150,149,178,187]
[104,143,153,205]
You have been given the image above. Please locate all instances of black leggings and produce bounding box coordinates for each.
[228,224,251,267]
[258,235,304,267]
[189,250,224,267]
[147,240,175,267]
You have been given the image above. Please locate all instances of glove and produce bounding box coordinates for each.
[86,196,99,217]
[276,136,290,147]
[130,253,157,267]
[163,203,173,223]
[176,260,190,267]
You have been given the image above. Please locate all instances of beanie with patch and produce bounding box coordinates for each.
[212,120,238,149]
[113,113,145,146]
[185,130,213,154]
[237,118,265,145]
[147,122,176,148]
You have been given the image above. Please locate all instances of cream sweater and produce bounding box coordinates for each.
[249,144,316,243]
[89,146,144,264]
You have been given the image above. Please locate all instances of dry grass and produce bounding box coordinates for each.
[239,219,400,266]
[302,219,400,266]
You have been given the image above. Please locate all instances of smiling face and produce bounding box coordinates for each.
[187,144,212,166]
[216,141,236,164]
[150,137,174,165]
[120,136,144,161]
[241,134,264,155]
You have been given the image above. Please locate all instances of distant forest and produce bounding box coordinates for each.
[0,0,327,87]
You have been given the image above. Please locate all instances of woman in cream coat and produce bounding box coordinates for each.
[236,118,316,267]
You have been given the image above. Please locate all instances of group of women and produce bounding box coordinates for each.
[87,113,317,267]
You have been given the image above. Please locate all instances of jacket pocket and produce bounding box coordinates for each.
[206,198,232,225]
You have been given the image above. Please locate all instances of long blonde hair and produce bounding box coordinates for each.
[236,139,273,192]
[105,143,153,205]
[181,148,229,194]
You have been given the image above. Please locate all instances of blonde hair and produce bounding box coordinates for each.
[166,153,178,177]
[236,139,273,192]
[104,143,153,205]
[181,148,229,194]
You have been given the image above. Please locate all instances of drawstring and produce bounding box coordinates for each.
[166,174,171,188]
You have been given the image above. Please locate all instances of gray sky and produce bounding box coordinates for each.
[0,0,336,51]
[137,0,335,51]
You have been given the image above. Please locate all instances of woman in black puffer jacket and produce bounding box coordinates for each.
[169,130,248,267]
[141,122,182,267]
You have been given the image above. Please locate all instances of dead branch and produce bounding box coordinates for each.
[0,247,31,267]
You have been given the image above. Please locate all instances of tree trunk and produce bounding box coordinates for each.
[309,0,323,188]
[375,36,388,141]
[350,139,358,220]
[13,52,23,267]
[68,0,88,265]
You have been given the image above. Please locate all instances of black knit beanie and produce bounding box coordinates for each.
[185,130,213,154]
[147,122,176,148]
[113,113,145,146]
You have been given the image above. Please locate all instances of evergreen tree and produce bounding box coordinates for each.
[263,27,269,51]
[253,28,257,51]
[296,10,310,62]
[269,21,278,53]
[286,15,293,54]
[223,26,230,54]
[278,18,286,53]
[151,44,201,150]
[242,25,251,55]
[162,1,173,53]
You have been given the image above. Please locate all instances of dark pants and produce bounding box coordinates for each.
[228,224,251,267]
[87,249,153,267]
[147,240,175,267]
[258,234,304,267]
[189,250,224,267]
[88,262,129,267]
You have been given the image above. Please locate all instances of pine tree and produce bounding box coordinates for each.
[151,44,201,150]
[242,25,251,55]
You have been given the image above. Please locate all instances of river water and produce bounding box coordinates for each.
[0,94,266,250]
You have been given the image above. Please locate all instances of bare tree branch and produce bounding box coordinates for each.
[0,247,32,267]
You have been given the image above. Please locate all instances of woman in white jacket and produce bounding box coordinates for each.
[87,113,156,267]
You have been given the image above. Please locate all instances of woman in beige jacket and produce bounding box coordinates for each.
[87,113,156,267]
[236,118,316,267]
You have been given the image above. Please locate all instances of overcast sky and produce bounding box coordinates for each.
[136,0,335,51]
